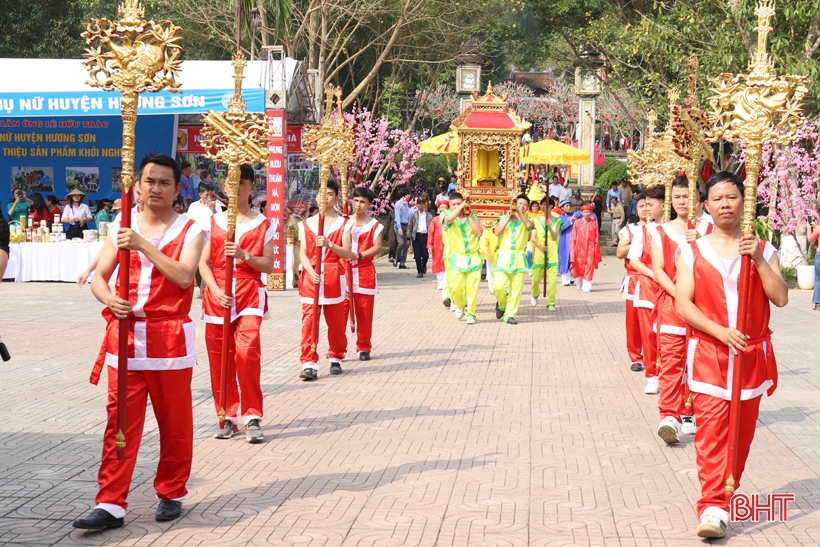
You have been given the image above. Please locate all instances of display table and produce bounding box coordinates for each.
[4,241,105,283]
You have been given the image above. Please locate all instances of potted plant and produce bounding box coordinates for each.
[758,120,820,290]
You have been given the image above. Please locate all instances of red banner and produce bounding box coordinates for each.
[286,125,303,153]
[266,110,287,291]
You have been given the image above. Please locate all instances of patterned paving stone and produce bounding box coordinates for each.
[1,254,819,546]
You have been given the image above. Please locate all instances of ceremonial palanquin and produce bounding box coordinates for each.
[451,85,531,227]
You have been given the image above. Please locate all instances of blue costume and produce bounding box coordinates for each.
[558,213,574,275]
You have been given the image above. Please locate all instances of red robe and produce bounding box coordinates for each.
[570,217,602,280]
[427,215,445,274]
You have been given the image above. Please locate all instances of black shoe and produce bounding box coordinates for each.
[155,499,182,522]
[398,264,408,269]
[394,261,399,268]
[443,298,451,308]
[359,351,370,361]
[505,317,517,325]
[330,362,343,375]
[72,508,124,530]
[300,368,318,381]
[630,361,645,372]
[495,303,504,319]
[481,273,487,281]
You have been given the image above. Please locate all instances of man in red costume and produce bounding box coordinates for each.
[344,187,383,360]
[651,176,703,443]
[569,204,601,292]
[616,193,647,373]
[199,164,274,442]
[74,154,205,530]
[676,172,787,538]
[627,185,664,395]
[298,181,351,380]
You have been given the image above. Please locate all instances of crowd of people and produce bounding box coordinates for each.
[616,172,787,538]
[0,152,786,541]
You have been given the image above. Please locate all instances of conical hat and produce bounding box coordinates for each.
[65,188,87,200]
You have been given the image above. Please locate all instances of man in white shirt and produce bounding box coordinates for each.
[548,176,563,199]
[558,180,572,204]
[185,183,223,229]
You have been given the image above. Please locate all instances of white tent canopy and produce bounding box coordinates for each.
[0,58,298,92]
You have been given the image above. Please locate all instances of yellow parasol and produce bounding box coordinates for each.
[519,139,590,164]
[419,131,460,155]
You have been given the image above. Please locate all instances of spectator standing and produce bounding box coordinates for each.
[808,219,820,310]
[434,180,449,207]
[7,189,29,223]
[608,197,624,246]
[45,195,62,227]
[558,179,572,205]
[386,203,397,264]
[407,196,433,277]
[28,193,50,226]
[94,200,113,226]
[178,161,196,207]
[606,182,623,207]
[62,189,93,240]
[447,174,458,194]
[620,178,633,221]
[548,176,563,199]
[394,191,411,269]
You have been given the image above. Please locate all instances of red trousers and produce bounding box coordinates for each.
[205,316,263,424]
[301,302,347,367]
[693,393,761,517]
[96,367,193,511]
[658,333,688,420]
[353,293,374,353]
[625,299,643,363]
[636,306,658,377]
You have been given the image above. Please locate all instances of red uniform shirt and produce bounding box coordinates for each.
[651,224,688,334]
[627,223,659,309]
[91,215,202,383]
[348,217,383,295]
[619,223,640,300]
[298,215,347,305]
[681,238,778,400]
[202,213,273,324]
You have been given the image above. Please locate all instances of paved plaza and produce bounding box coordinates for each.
[1,256,820,547]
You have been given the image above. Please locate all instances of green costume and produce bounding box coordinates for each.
[443,213,482,319]
[532,214,563,306]
[493,214,533,321]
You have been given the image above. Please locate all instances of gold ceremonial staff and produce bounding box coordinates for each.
[302,86,356,352]
[705,0,807,501]
[81,0,182,460]
[199,11,271,429]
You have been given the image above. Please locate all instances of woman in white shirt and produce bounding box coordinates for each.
[62,189,93,240]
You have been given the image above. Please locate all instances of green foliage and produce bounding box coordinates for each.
[781,265,797,284]
[594,158,623,182]
[415,154,454,187]
[0,0,85,58]
[596,162,628,191]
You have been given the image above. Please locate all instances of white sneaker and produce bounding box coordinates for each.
[455,308,464,320]
[657,416,680,444]
[696,515,727,538]
[681,415,697,435]
[450,302,457,312]
[466,315,476,325]
[546,305,556,311]
[530,296,537,307]
[644,376,659,394]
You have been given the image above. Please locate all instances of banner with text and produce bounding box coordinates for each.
[1,115,175,208]
[0,89,265,117]
[266,109,287,291]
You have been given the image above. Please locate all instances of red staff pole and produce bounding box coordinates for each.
[115,181,132,461]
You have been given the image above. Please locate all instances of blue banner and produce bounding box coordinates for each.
[0,89,265,117]
[1,115,175,211]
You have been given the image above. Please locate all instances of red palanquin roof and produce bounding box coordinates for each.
[451,84,530,133]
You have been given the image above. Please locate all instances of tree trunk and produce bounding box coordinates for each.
[257,0,270,47]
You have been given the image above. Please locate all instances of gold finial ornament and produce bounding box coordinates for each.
[708,0,807,235]
[82,0,183,195]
